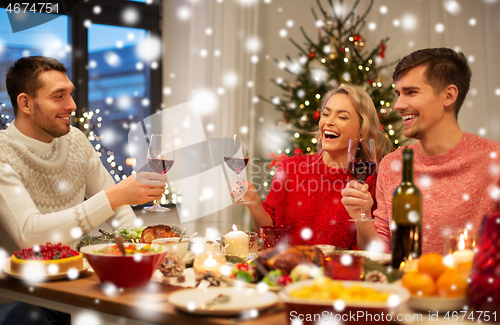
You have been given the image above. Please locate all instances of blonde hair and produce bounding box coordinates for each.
[314,84,392,162]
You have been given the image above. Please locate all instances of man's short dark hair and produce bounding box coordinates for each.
[393,48,472,118]
[6,56,67,116]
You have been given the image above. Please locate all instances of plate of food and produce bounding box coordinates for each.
[222,245,325,291]
[168,287,278,316]
[4,243,89,282]
[280,277,410,325]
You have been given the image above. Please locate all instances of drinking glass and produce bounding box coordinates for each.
[347,138,377,221]
[144,134,174,212]
[223,134,251,204]
[260,225,291,249]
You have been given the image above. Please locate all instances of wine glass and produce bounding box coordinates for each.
[144,134,175,212]
[223,134,252,204]
[347,138,377,221]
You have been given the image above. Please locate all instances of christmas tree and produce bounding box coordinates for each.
[262,0,406,163]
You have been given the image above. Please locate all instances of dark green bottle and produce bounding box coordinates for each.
[391,149,422,270]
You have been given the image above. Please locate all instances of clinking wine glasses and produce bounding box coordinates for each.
[347,138,377,221]
[223,134,252,204]
[144,134,175,212]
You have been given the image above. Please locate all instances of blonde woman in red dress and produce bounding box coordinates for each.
[234,85,391,248]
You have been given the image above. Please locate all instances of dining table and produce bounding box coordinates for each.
[0,252,483,325]
[0,269,285,325]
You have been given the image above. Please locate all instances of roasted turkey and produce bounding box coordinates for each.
[140,225,180,243]
[255,245,324,276]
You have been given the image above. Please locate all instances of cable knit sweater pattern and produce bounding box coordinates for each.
[262,153,377,249]
[373,132,500,254]
[0,124,136,250]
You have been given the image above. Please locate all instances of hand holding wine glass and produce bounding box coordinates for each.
[144,134,175,212]
[347,138,377,221]
[223,134,252,204]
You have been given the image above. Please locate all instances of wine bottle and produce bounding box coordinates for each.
[391,149,422,270]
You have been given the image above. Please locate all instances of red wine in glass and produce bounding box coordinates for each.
[223,157,249,175]
[348,160,377,182]
[148,159,174,175]
[144,134,175,212]
[347,138,377,221]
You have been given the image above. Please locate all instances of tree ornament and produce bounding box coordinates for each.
[294,148,303,155]
[284,113,291,123]
[308,49,316,59]
[313,111,320,120]
[379,41,387,59]
[322,36,331,44]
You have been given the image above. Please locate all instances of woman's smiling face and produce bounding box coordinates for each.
[319,93,361,159]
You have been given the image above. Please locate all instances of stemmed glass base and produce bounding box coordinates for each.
[349,212,374,222]
[144,200,170,212]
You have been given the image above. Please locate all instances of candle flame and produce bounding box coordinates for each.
[399,261,406,271]
[463,229,468,240]
[458,234,465,250]
[204,254,217,267]
[232,224,238,232]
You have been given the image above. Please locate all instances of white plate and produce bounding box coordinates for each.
[3,258,90,282]
[408,296,467,312]
[168,287,278,316]
[336,250,392,264]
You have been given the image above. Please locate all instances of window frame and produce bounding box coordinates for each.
[0,0,163,130]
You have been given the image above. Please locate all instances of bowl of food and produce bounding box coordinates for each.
[280,277,410,325]
[151,237,189,259]
[80,243,167,288]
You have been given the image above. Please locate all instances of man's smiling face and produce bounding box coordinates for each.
[394,65,448,140]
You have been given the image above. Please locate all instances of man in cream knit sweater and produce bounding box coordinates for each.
[0,56,166,254]
[341,48,500,254]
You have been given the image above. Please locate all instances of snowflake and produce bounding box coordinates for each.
[443,0,461,14]
[245,36,261,52]
[488,185,500,200]
[489,164,500,176]
[333,299,346,311]
[418,175,432,188]
[462,193,470,201]
[435,23,445,33]
[177,7,190,20]
[390,160,402,172]
[300,227,312,240]
[71,227,83,239]
[490,152,498,159]
[223,71,238,88]
[408,210,420,223]
[340,254,353,266]
[122,8,139,24]
[401,13,418,31]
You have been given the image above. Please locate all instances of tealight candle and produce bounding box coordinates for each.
[224,224,249,257]
[451,234,475,267]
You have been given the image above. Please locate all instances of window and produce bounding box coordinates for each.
[0,1,162,178]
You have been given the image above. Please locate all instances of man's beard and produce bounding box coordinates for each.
[33,101,71,139]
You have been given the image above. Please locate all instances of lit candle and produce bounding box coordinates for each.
[452,234,475,267]
[224,224,249,257]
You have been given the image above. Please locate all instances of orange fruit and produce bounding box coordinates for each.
[436,269,468,298]
[418,253,447,280]
[401,272,436,297]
